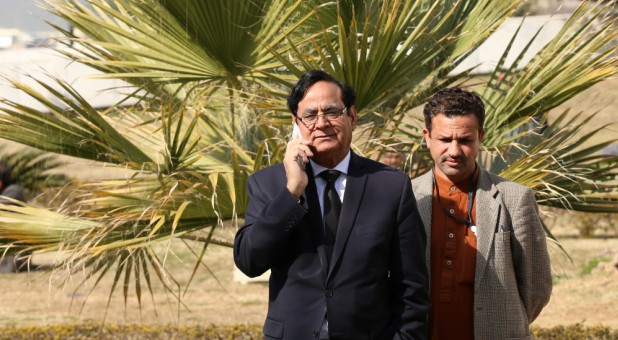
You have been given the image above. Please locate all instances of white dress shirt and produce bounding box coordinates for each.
[310,151,350,216]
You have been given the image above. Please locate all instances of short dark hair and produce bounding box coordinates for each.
[423,87,485,132]
[287,70,356,117]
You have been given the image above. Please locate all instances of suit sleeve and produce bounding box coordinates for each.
[511,188,552,322]
[233,173,307,277]
[391,178,431,339]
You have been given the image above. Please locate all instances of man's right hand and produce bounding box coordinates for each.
[284,137,313,199]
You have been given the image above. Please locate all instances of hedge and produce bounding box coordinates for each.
[0,322,616,339]
[0,323,262,339]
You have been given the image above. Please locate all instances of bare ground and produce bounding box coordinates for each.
[0,240,269,327]
[0,230,616,330]
[535,237,618,329]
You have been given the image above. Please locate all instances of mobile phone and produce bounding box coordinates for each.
[291,122,301,140]
[291,123,305,169]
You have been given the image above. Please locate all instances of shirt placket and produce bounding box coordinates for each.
[439,185,459,302]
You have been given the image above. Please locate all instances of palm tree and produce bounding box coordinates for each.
[0,0,616,307]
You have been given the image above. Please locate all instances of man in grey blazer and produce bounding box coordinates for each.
[235,70,430,339]
[411,87,552,340]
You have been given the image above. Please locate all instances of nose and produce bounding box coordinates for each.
[313,114,329,128]
[448,140,462,158]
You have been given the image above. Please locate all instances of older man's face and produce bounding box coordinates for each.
[296,81,357,168]
[423,113,484,183]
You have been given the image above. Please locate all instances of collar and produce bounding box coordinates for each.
[311,151,351,177]
[433,163,479,193]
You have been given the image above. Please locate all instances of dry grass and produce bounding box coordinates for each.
[1,230,616,329]
[548,77,618,149]
[536,237,618,329]
[0,237,268,327]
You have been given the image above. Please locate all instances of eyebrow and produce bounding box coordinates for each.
[435,133,475,139]
[301,103,340,114]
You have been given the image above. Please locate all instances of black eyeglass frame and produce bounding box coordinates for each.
[297,107,348,128]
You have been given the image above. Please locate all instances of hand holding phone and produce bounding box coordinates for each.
[291,123,305,169]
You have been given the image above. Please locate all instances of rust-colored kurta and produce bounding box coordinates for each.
[429,169,478,340]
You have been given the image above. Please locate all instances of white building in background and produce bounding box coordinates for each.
[0,46,135,112]
[0,29,32,49]
[0,13,572,112]
[451,14,570,75]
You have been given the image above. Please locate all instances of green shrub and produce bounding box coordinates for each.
[0,322,262,339]
[1,322,617,339]
[532,323,618,340]
[579,257,610,276]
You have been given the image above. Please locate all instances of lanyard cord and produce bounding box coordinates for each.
[432,167,476,228]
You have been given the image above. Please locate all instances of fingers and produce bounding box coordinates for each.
[284,139,310,199]
[288,138,313,164]
[297,143,313,163]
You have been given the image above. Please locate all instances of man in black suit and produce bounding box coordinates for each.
[234,70,430,339]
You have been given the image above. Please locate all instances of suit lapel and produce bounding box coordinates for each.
[474,168,501,291]
[414,171,434,265]
[327,153,367,279]
[304,164,329,278]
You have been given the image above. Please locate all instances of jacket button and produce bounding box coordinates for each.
[325,289,334,297]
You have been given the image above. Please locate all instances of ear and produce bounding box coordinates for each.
[422,128,431,149]
[348,105,358,129]
[479,129,485,142]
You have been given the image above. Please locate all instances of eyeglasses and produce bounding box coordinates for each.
[297,107,348,128]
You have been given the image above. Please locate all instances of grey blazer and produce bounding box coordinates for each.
[412,167,552,340]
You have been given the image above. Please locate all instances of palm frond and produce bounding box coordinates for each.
[0,75,153,164]
[482,1,618,147]
[489,109,618,212]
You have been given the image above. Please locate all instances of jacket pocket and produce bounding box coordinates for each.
[494,231,514,284]
[263,317,284,339]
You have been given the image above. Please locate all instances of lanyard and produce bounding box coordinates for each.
[432,168,476,228]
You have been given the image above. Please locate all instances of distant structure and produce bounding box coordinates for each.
[601,144,618,156]
[0,29,33,49]
[451,14,570,75]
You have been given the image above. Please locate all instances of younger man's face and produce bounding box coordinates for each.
[423,113,484,183]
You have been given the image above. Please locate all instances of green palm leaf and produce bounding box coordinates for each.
[0,75,153,164]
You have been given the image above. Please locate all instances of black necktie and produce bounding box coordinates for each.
[320,170,341,262]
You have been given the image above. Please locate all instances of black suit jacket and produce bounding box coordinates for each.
[234,152,430,339]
